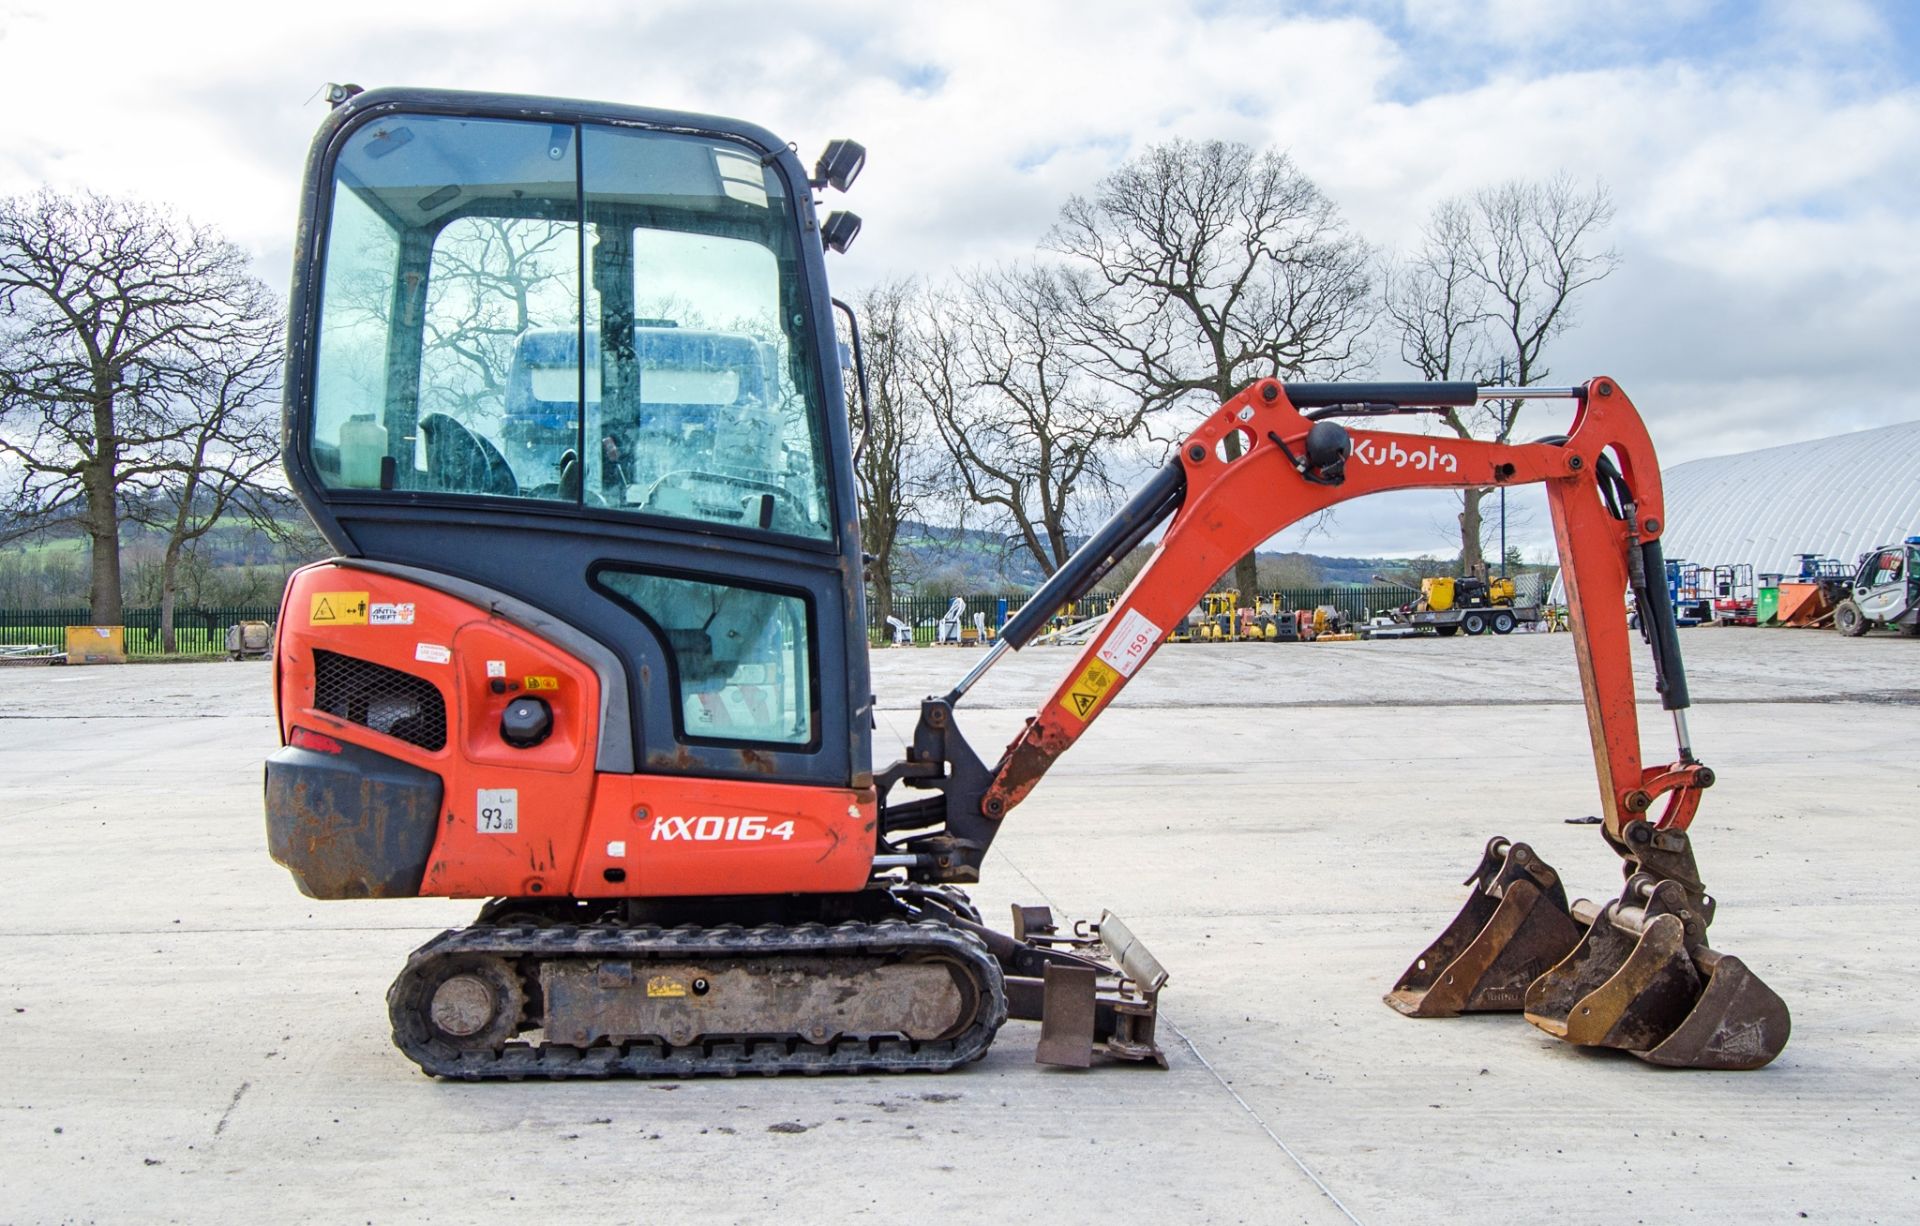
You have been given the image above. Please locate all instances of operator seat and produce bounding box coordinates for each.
[420,413,517,497]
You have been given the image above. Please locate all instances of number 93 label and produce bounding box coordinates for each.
[476,788,518,834]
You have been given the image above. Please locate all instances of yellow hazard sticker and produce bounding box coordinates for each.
[309,591,369,625]
[524,675,560,691]
[1059,658,1120,723]
[646,976,688,999]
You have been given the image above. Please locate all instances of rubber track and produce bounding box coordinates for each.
[388,918,1009,1080]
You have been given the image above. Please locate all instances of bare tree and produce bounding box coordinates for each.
[0,189,280,623]
[1383,176,1619,569]
[124,324,287,651]
[850,278,941,622]
[911,264,1148,576]
[1048,139,1374,596]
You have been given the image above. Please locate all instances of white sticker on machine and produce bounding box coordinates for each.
[476,788,518,834]
[369,602,415,626]
[414,642,452,665]
[1097,608,1164,678]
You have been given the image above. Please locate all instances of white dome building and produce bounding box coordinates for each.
[1657,420,1920,576]
[1547,419,1920,606]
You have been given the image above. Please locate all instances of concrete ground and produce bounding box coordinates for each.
[2,628,1915,1224]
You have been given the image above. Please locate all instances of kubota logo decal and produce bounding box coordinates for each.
[651,815,796,842]
[1352,438,1459,473]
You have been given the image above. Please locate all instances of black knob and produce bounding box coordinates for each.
[500,696,553,748]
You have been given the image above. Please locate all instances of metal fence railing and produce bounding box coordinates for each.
[2,584,1424,657]
[0,606,281,657]
[868,585,1413,645]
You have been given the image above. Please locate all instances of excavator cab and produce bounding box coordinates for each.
[284,90,867,791]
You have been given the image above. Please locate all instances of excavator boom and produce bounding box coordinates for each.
[880,375,1787,1069]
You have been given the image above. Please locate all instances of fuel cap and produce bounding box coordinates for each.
[500,696,552,748]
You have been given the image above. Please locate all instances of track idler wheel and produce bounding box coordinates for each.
[1523,875,1790,1069]
[1386,837,1585,1017]
[389,951,528,1064]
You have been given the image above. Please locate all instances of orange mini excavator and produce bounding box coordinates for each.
[266,87,1788,1078]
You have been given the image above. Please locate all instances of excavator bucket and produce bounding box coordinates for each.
[1523,877,1790,1069]
[1386,837,1585,1017]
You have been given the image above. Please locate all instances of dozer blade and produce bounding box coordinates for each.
[1386,836,1585,1017]
[1027,910,1169,1068]
[909,898,1170,1069]
[1523,878,1790,1069]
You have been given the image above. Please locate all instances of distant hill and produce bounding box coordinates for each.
[884,519,1436,594]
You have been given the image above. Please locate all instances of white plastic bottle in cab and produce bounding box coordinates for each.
[339,413,389,488]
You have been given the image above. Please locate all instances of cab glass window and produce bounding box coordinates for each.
[595,570,815,746]
[306,112,834,540]
[310,115,582,502]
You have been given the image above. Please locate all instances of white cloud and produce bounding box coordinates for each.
[0,0,1913,560]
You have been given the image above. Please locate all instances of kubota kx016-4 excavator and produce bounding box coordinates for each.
[266,87,1789,1078]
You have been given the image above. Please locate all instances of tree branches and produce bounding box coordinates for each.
[911,264,1147,576]
[1046,138,1374,594]
[1381,175,1619,568]
[0,187,283,622]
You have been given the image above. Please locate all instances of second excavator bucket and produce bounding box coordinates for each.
[1523,876,1790,1069]
[1386,836,1585,1017]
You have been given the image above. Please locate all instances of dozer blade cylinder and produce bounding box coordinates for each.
[1386,840,1585,1018]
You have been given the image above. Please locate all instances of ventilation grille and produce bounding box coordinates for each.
[312,649,447,752]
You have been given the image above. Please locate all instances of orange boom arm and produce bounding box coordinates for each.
[976,377,1705,844]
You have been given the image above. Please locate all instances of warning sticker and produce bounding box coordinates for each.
[1097,608,1163,678]
[1059,658,1121,723]
[415,642,452,665]
[486,659,507,679]
[308,591,369,625]
[523,675,559,691]
[369,601,415,626]
[646,976,688,999]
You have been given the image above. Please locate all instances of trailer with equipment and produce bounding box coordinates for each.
[265,87,1789,1079]
[1399,569,1539,637]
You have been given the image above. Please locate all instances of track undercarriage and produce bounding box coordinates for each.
[388,888,1166,1080]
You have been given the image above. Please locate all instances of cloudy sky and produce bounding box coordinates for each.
[2,0,1914,558]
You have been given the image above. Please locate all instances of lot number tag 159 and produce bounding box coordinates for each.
[476,788,518,834]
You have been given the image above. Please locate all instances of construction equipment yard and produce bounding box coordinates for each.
[2,630,1913,1225]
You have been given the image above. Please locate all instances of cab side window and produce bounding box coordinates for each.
[594,569,816,748]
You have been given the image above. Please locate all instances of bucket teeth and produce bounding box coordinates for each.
[1524,876,1791,1069]
[1386,837,1584,1017]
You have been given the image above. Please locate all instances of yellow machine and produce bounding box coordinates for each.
[1408,568,1532,637]
[1195,591,1239,641]
[1420,573,1515,614]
